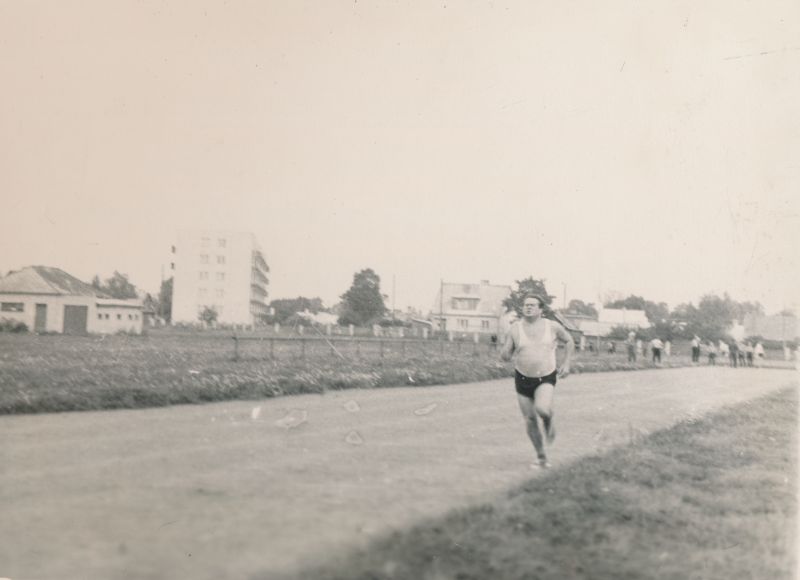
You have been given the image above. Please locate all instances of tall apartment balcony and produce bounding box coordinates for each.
[250,283,268,300]
[252,250,269,273]
[251,267,269,286]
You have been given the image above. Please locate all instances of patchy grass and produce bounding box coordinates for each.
[281,387,797,580]
[0,332,777,414]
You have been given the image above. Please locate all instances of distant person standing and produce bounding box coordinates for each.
[626,331,637,363]
[707,341,717,365]
[500,294,575,469]
[691,336,701,363]
[651,337,664,364]
[754,341,765,367]
[719,340,730,366]
[744,342,754,367]
[737,342,747,367]
[729,340,739,368]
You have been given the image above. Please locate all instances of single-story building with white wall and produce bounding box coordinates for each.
[0,266,143,334]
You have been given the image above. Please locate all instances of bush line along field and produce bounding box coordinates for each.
[285,387,798,580]
[0,333,788,415]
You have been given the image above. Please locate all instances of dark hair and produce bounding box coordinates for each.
[522,293,546,308]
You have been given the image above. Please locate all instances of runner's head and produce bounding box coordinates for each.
[522,294,546,319]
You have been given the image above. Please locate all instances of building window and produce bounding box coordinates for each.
[198,288,208,298]
[128,314,133,320]
[117,314,122,320]
[218,238,226,248]
[216,289,225,298]
[216,272,225,282]
[200,254,209,264]
[217,255,226,265]
[201,236,210,247]
[199,271,209,280]
[98,314,103,320]
[105,313,110,319]
[170,262,175,270]
[481,320,490,330]
[1,302,23,312]
[171,245,176,253]
[459,319,469,329]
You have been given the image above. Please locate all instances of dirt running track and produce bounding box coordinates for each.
[1,367,797,579]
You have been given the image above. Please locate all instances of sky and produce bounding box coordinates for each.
[1,0,798,315]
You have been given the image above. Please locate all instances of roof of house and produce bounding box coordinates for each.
[96,298,143,309]
[0,266,106,297]
[569,319,616,337]
[597,308,650,328]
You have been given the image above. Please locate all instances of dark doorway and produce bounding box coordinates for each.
[34,304,47,332]
[63,305,88,335]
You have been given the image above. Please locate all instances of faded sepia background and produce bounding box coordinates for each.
[1,0,798,315]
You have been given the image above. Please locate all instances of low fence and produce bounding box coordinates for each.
[230,335,502,362]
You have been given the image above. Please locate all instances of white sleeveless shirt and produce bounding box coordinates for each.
[514,319,557,378]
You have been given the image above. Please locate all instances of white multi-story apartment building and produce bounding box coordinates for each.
[171,230,269,326]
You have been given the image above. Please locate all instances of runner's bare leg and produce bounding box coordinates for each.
[517,394,547,464]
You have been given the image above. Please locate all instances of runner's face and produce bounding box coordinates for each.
[523,299,541,317]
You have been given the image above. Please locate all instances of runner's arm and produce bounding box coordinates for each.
[499,325,516,362]
[554,323,575,377]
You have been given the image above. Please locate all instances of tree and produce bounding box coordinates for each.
[269,297,325,324]
[338,268,386,326]
[503,277,554,316]
[504,277,581,332]
[605,295,646,310]
[566,299,598,318]
[198,305,218,326]
[92,271,138,299]
[158,277,173,322]
[142,292,159,313]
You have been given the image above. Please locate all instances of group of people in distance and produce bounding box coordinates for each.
[712,338,765,367]
[623,332,669,365]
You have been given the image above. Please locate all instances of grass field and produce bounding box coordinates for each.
[0,332,790,414]
[285,387,798,580]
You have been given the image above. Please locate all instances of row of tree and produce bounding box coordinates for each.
[93,269,786,341]
[563,288,771,342]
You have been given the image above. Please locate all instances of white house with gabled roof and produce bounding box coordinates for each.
[430,280,512,335]
[0,266,143,334]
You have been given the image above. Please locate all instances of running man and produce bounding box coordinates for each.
[500,294,575,468]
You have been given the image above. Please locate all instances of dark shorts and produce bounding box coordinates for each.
[514,369,557,398]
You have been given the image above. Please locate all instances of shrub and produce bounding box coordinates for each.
[0,318,28,333]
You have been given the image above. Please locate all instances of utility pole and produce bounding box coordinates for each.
[440,278,444,336]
